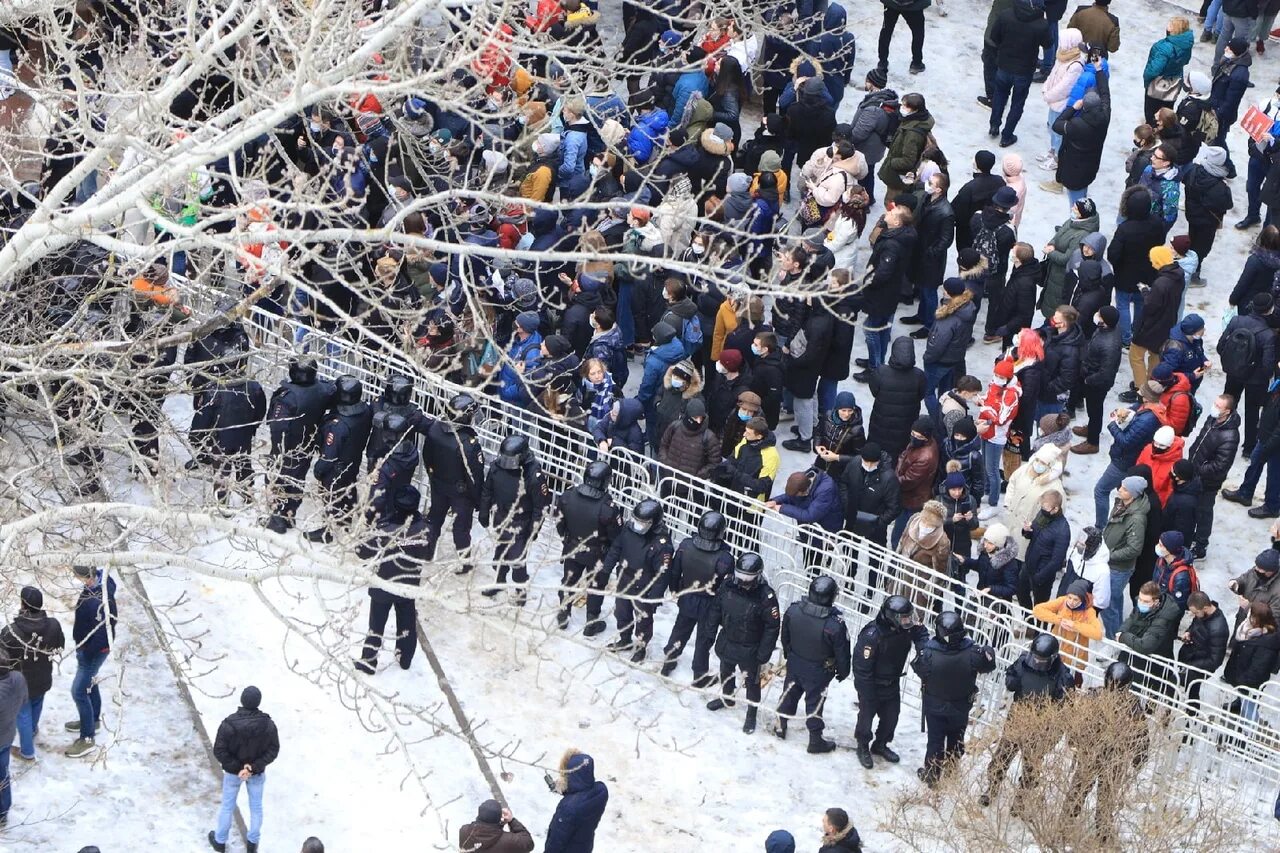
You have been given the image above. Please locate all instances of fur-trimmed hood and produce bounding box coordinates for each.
[934,288,974,320]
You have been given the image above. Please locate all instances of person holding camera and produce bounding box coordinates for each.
[458,799,535,852]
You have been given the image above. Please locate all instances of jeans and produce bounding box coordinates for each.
[1047,108,1063,152]
[990,69,1033,143]
[923,363,955,423]
[1237,443,1280,510]
[921,285,939,330]
[72,648,109,739]
[1216,14,1255,65]
[879,9,926,64]
[215,771,266,844]
[864,313,893,369]
[1115,290,1144,347]
[795,395,817,440]
[0,742,8,817]
[1039,20,1059,74]
[1067,186,1090,211]
[817,378,838,413]
[1093,462,1126,529]
[15,696,44,758]
[1101,568,1134,638]
[983,441,1005,507]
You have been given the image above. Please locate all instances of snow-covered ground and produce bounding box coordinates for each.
[7,0,1280,849]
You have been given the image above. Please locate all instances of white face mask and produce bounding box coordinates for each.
[918,524,937,536]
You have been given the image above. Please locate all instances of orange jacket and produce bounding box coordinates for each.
[1032,595,1104,672]
[1135,436,1185,506]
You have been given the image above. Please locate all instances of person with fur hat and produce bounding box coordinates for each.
[1101,476,1151,636]
[1018,490,1071,608]
[1032,578,1103,676]
[1129,244,1185,389]
[651,358,703,451]
[891,417,941,546]
[1181,146,1235,283]
[459,799,535,852]
[544,749,609,853]
[209,686,279,852]
[952,151,1007,250]
[0,587,64,761]
[1058,526,1112,610]
[896,500,954,610]
[1004,445,1066,557]
[976,358,1023,517]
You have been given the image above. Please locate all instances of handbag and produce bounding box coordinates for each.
[1145,75,1183,102]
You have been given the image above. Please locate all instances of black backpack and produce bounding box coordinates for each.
[1219,323,1262,378]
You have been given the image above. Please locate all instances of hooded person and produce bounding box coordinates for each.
[1004,444,1066,557]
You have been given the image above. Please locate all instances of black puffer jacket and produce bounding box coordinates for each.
[1039,323,1084,402]
[924,289,978,367]
[868,337,927,459]
[863,224,918,318]
[0,610,65,699]
[1053,73,1110,191]
[213,707,281,775]
[1188,410,1241,490]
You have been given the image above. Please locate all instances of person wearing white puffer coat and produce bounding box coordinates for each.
[1003,444,1066,558]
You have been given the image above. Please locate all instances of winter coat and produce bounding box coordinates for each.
[1039,323,1084,403]
[863,224,919,318]
[545,749,609,853]
[896,438,940,511]
[1118,593,1182,661]
[952,173,1006,251]
[1143,30,1194,86]
[1103,494,1149,572]
[897,514,952,579]
[840,452,901,541]
[459,818,536,853]
[1004,446,1066,557]
[1131,263,1184,352]
[1058,541,1113,610]
[991,0,1054,77]
[1032,595,1104,671]
[1042,213,1100,315]
[1178,603,1230,673]
[992,260,1041,339]
[784,309,834,398]
[659,418,721,478]
[924,291,978,367]
[1023,511,1071,591]
[970,538,1021,600]
[1188,410,1241,490]
[1230,248,1280,310]
[868,338,927,459]
[1224,630,1280,689]
[914,194,956,286]
[0,610,65,700]
[879,109,936,193]
[813,409,866,480]
[1210,52,1252,130]
[772,469,844,532]
[1053,72,1111,190]
[213,706,280,775]
[1180,163,1234,229]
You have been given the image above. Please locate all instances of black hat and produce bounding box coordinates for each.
[240,686,262,710]
[477,799,503,825]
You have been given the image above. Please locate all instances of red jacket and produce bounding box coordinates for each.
[1159,373,1194,436]
[1136,436,1186,505]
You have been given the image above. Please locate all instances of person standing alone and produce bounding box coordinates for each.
[208,686,280,853]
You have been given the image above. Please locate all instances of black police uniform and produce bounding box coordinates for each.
[554,481,621,628]
[189,376,266,502]
[776,599,852,738]
[479,454,550,589]
[602,523,674,648]
[369,439,420,521]
[912,635,997,783]
[421,417,486,568]
[355,511,431,672]
[708,577,782,709]
[313,400,373,527]
[663,537,735,680]
[851,615,928,750]
[266,376,335,523]
[983,651,1076,797]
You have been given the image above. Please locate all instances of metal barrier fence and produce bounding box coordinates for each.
[169,283,1280,813]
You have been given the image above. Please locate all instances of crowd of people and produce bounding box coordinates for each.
[6,0,1280,845]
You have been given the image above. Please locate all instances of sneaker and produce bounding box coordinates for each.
[10,746,33,762]
[976,96,992,109]
[1069,442,1099,455]
[1000,135,1018,148]
[1237,215,1262,230]
[909,61,925,74]
[977,505,1000,521]
[208,831,227,853]
[1038,179,1064,193]
[65,737,96,758]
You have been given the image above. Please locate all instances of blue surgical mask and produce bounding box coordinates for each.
[1137,602,1154,614]
[751,344,763,356]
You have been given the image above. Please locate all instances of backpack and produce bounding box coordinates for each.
[1219,324,1262,377]
[1170,389,1203,437]
[1165,560,1200,597]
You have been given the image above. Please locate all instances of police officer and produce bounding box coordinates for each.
[602,499,674,663]
[188,355,267,504]
[421,393,486,573]
[660,511,735,684]
[264,357,335,533]
[368,414,419,523]
[979,633,1076,806]
[306,375,373,542]
[706,553,781,734]
[852,595,929,769]
[911,611,997,786]
[366,374,424,468]
[554,461,621,633]
[478,434,550,606]
[355,485,430,674]
[773,575,852,754]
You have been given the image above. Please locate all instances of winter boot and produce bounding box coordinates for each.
[207,832,227,853]
[706,696,736,711]
[807,731,837,754]
[871,742,901,763]
[742,707,758,733]
[773,718,788,739]
[856,742,874,769]
[65,737,95,758]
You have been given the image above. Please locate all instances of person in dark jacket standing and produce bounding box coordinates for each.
[662,511,735,683]
[906,174,956,334]
[857,207,918,375]
[866,337,927,458]
[479,435,550,605]
[1181,146,1235,282]
[706,553,781,734]
[877,0,931,75]
[912,612,997,786]
[1018,491,1071,607]
[1050,63,1110,208]
[1177,591,1230,714]
[840,443,902,590]
[988,0,1054,147]
[923,282,978,423]
[1188,394,1241,557]
[0,587,64,762]
[305,376,373,543]
[556,462,622,635]
[951,151,1004,251]
[355,486,429,674]
[545,749,609,853]
[208,686,280,853]
[65,566,117,759]
[979,633,1075,805]
[1218,293,1276,455]
[853,595,929,769]
[602,499,674,664]
[421,393,486,572]
[458,800,535,853]
[772,575,851,753]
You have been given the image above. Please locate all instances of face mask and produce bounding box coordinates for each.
[309,121,322,133]
[716,362,728,375]
[671,378,685,389]
[1137,601,1154,614]
[738,410,752,421]
[589,164,600,178]
[918,524,937,536]
[751,344,763,356]
[1210,405,1223,419]
[690,243,706,255]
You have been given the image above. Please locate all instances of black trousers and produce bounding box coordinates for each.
[922,705,970,783]
[879,9,925,64]
[719,659,761,705]
[271,450,313,521]
[493,522,534,585]
[854,682,902,746]
[663,609,718,677]
[425,488,475,560]
[361,594,417,669]
[775,666,833,734]
[1084,384,1108,445]
[1224,377,1265,453]
[560,556,609,623]
[1193,485,1218,548]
